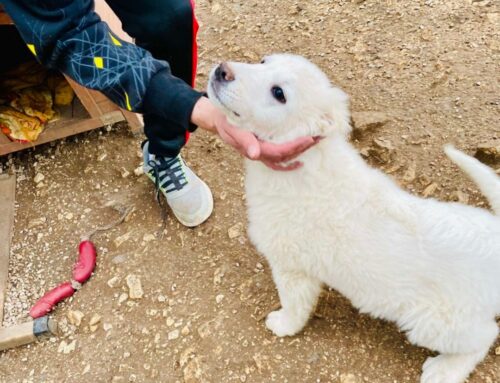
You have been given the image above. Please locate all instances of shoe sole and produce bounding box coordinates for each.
[171,179,214,228]
[146,172,213,227]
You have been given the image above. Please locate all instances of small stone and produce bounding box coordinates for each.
[89,314,102,326]
[126,274,144,299]
[213,267,225,285]
[98,153,107,162]
[340,374,360,383]
[220,191,228,200]
[157,295,166,303]
[112,254,127,264]
[103,323,113,332]
[181,325,190,336]
[120,168,130,178]
[423,182,438,198]
[495,346,500,355]
[67,310,84,326]
[403,162,417,183]
[228,223,244,239]
[58,339,76,354]
[57,340,67,353]
[166,317,175,327]
[82,365,90,374]
[33,173,45,184]
[114,232,132,248]
[107,276,120,288]
[28,217,46,229]
[64,212,74,220]
[134,166,144,176]
[373,137,394,151]
[143,234,156,242]
[168,329,180,340]
[211,2,222,14]
[215,294,225,304]
[118,293,128,304]
[90,325,99,332]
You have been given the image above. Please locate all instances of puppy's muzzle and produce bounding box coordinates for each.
[214,62,235,82]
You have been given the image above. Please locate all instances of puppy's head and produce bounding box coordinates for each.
[207,54,350,143]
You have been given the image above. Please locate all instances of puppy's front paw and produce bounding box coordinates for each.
[265,309,304,337]
[421,355,470,383]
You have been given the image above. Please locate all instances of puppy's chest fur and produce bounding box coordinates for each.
[244,139,420,318]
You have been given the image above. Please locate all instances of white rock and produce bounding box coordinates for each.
[133,166,144,176]
[215,294,225,304]
[118,293,128,304]
[120,168,130,178]
[126,274,144,299]
[28,217,46,229]
[228,223,244,239]
[423,182,438,198]
[168,329,180,340]
[143,234,156,242]
[89,313,102,326]
[103,323,113,332]
[67,310,84,326]
[58,339,76,354]
[33,173,45,184]
[107,276,120,288]
[340,374,360,383]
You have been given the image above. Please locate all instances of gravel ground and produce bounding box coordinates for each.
[0,0,499,382]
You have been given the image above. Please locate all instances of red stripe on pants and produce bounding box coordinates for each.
[185,0,199,144]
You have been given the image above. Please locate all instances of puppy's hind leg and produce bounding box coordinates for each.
[265,268,322,337]
[419,319,498,383]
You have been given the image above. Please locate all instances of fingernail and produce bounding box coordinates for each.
[247,145,259,159]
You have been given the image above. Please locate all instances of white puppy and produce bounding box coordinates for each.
[207,54,500,383]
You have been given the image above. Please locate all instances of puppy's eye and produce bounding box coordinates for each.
[260,59,265,64]
[271,86,286,104]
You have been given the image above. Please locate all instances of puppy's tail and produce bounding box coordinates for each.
[444,145,500,215]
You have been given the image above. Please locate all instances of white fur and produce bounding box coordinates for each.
[208,54,500,383]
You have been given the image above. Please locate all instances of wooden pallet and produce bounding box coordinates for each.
[0,8,143,156]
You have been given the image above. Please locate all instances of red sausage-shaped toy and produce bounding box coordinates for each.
[73,240,97,283]
[29,240,97,319]
[29,282,75,318]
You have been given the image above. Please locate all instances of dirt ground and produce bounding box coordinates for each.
[1,0,499,382]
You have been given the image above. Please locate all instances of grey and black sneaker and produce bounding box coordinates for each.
[143,142,213,227]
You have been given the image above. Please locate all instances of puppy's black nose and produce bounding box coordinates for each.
[215,62,235,82]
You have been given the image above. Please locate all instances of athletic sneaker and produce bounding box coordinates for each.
[143,142,213,227]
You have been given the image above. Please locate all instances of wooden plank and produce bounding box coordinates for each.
[0,133,10,144]
[0,317,56,351]
[0,173,15,324]
[64,77,102,118]
[0,321,35,351]
[0,10,13,26]
[0,111,125,156]
[96,98,120,114]
[122,110,143,134]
